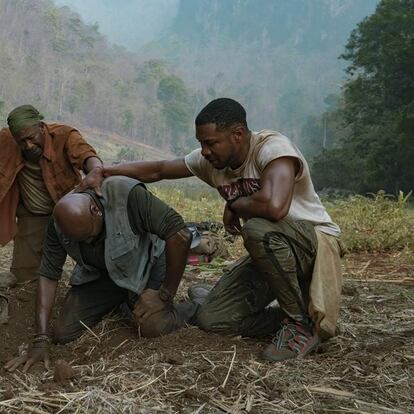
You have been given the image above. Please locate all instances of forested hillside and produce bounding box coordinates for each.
[308,0,414,193]
[143,0,378,137]
[0,0,194,153]
[2,0,410,194]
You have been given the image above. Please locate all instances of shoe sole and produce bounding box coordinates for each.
[261,339,320,362]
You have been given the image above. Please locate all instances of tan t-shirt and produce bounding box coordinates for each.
[185,129,340,237]
[17,160,54,215]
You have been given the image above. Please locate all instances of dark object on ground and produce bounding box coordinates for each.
[53,359,75,384]
[186,221,229,261]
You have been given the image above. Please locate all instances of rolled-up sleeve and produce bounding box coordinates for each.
[127,185,186,240]
[38,218,67,281]
[65,130,100,171]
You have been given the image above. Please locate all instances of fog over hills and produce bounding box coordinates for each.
[55,0,179,48]
[55,0,379,139]
[0,0,194,154]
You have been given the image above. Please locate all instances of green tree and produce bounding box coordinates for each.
[122,109,134,134]
[312,0,414,193]
[157,75,193,151]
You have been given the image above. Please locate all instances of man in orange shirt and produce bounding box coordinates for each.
[0,105,102,287]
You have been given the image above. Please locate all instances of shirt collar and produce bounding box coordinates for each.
[41,124,55,161]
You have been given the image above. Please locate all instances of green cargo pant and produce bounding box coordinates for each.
[196,217,318,337]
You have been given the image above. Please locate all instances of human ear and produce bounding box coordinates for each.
[232,124,244,142]
[90,204,102,216]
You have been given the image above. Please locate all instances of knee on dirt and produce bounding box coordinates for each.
[196,305,240,335]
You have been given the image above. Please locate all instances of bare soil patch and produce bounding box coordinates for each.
[0,243,413,413]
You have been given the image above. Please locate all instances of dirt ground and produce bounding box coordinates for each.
[0,243,413,413]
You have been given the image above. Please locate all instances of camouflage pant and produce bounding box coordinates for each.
[196,218,318,337]
[53,217,319,342]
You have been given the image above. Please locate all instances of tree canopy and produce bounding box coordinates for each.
[310,0,414,194]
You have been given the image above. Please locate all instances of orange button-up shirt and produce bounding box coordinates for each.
[0,123,99,245]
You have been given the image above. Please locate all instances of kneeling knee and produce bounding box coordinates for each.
[196,307,216,332]
[196,307,239,335]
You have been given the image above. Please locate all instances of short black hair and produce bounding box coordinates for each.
[195,98,248,130]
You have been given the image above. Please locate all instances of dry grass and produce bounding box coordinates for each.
[327,191,414,253]
[1,190,414,413]
[1,255,413,413]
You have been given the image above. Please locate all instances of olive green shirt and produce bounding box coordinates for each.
[39,185,185,280]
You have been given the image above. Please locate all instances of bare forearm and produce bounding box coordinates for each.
[163,228,192,294]
[104,161,163,183]
[104,158,193,183]
[35,276,58,335]
[84,156,103,173]
[231,191,288,222]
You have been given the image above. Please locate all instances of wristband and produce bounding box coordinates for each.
[32,334,51,343]
[32,335,50,350]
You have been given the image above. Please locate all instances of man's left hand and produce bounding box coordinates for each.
[223,203,242,235]
[76,166,104,196]
[133,289,167,323]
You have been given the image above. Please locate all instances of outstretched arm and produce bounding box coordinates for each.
[77,158,193,194]
[104,158,193,182]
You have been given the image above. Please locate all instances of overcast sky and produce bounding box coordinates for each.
[55,0,179,48]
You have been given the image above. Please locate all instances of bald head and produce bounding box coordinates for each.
[53,193,103,242]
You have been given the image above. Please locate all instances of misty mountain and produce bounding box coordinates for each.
[0,0,380,154]
[54,0,179,48]
[143,0,379,138]
[55,0,379,141]
[0,0,194,153]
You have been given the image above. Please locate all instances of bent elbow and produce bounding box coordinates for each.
[267,203,289,222]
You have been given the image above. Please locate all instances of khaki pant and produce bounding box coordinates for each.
[10,204,50,282]
[196,218,319,337]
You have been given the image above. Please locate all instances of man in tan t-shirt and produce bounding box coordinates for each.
[80,98,343,362]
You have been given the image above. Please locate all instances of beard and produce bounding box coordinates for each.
[23,147,42,163]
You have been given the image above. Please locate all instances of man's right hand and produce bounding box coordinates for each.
[75,166,105,196]
[4,337,50,372]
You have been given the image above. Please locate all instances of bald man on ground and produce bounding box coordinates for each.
[5,176,195,372]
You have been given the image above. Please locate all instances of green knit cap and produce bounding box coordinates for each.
[7,105,44,136]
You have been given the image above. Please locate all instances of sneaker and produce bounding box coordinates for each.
[262,319,320,362]
[0,272,17,289]
[187,283,212,305]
